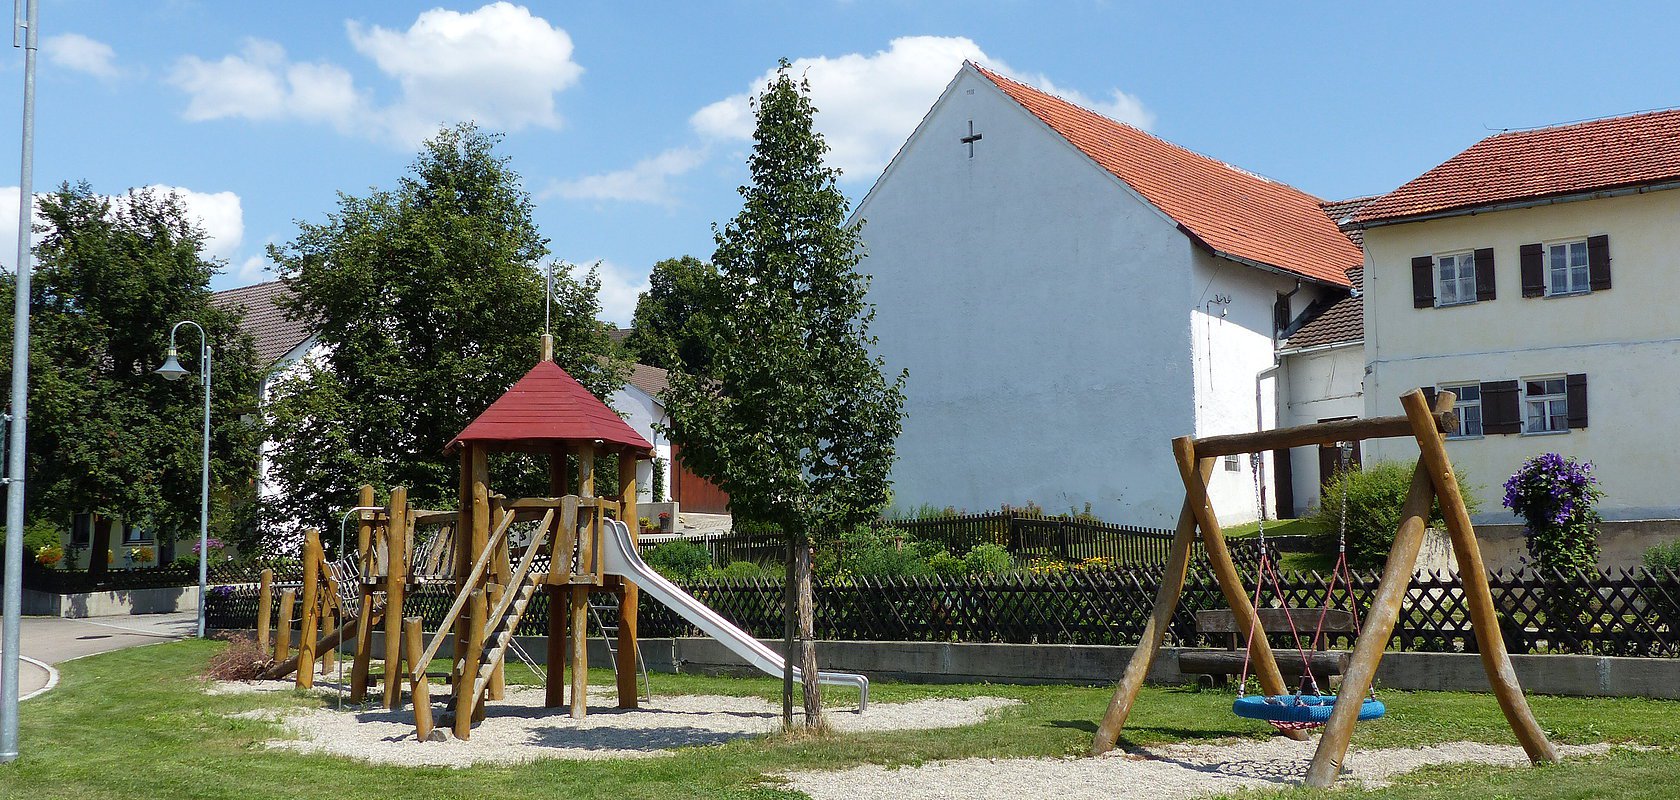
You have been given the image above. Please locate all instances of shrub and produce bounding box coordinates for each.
[1503,453,1602,575]
[1311,460,1478,569]
[644,540,712,580]
[22,519,63,560]
[928,549,966,577]
[963,543,1013,576]
[203,633,273,681]
[704,560,778,581]
[1643,540,1680,573]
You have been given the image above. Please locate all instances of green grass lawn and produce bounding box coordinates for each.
[1,640,1675,800]
[1223,518,1328,540]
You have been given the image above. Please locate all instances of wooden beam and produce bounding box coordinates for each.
[404,617,435,742]
[569,585,589,719]
[1090,458,1212,754]
[349,485,377,702]
[297,529,321,690]
[1191,410,1455,459]
[454,588,486,740]
[617,455,640,708]
[546,442,569,708]
[1408,388,1559,765]
[260,604,381,680]
[256,568,273,655]
[274,588,294,664]
[1173,441,1309,742]
[382,486,408,709]
[489,494,509,702]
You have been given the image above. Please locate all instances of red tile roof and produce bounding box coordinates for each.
[973,64,1357,287]
[1284,268,1363,350]
[448,360,653,455]
[211,281,314,368]
[626,362,669,399]
[1353,109,1680,225]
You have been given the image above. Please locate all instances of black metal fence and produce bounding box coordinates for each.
[205,565,1680,658]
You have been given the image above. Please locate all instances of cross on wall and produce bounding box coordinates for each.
[961,120,982,157]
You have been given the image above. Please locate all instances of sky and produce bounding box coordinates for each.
[0,1,1678,326]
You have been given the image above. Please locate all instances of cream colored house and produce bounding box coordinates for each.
[1354,110,1680,524]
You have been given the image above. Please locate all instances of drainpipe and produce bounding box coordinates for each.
[1252,280,1301,522]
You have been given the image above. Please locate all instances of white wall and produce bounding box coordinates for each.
[1362,189,1680,521]
[858,68,1201,528]
[610,384,673,504]
[1279,342,1365,515]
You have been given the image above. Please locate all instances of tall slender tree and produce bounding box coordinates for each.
[2,183,263,576]
[664,62,906,729]
[263,124,626,549]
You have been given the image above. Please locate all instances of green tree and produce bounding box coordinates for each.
[663,63,906,729]
[263,124,626,551]
[2,183,263,577]
[625,255,718,374]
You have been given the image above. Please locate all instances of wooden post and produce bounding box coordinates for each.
[382,486,409,709]
[298,529,321,689]
[1171,438,1309,742]
[545,442,570,708]
[1303,459,1441,786]
[487,580,506,701]
[616,453,641,708]
[404,617,435,742]
[454,589,487,739]
[1090,459,1214,754]
[321,603,338,673]
[1404,388,1559,766]
[256,568,273,655]
[350,484,377,702]
[274,588,295,663]
[569,584,589,719]
[489,494,509,701]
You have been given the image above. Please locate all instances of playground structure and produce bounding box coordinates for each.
[1089,388,1562,787]
[253,334,866,741]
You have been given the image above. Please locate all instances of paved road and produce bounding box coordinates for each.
[5,613,197,698]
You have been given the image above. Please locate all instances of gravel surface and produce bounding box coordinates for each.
[211,680,1018,768]
[779,738,1619,800]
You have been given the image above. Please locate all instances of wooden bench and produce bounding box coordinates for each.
[1177,608,1355,689]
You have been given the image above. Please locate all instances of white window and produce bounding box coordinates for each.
[1224,454,1241,472]
[1523,377,1569,434]
[1435,252,1477,306]
[1546,239,1590,296]
[1439,383,1482,438]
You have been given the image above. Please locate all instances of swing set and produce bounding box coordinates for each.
[1090,389,1561,788]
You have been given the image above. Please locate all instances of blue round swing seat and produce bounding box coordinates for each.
[1232,694,1386,725]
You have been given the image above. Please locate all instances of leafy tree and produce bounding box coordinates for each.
[2,183,263,577]
[263,123,626,551]
[663,62,906,729]
[625,255,718,374]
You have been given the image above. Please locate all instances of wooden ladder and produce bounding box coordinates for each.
[466,574,543,705]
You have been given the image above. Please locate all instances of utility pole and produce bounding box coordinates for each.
[1,0,40,765]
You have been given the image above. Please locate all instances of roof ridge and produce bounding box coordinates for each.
[1487,105,1680,138]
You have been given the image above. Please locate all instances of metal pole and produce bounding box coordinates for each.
[1,0,40,765]
[197,341,211,638]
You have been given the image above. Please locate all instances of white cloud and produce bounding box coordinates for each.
[169,3,582,147]
[138,186,245,262]
[44,33,121,80]
[170,39,362,132]
[347,2,582,144]
[233,254,271,283]
[577,259,648,327]
[690,36,1154,183]
[548,147,705,205]
[0,187,44,274]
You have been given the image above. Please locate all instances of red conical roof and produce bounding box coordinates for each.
[447,360,652,455]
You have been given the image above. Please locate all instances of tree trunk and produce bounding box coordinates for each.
[795,538,824,730]
[782,535,795,730]
[88,514,113,583]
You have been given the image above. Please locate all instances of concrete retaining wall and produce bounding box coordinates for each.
[1478,520,1680,572]
[231,630,1680,701]
[25,586,198,618]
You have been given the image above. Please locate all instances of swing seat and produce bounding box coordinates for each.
[1232,694,1385,726]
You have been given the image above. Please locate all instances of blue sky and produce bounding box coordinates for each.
[1,1,1677,325]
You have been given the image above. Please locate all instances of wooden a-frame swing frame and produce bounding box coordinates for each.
[1089,388,1561,787]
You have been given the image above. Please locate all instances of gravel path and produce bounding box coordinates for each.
[779,738,1620,800]
[212,680,1018,768]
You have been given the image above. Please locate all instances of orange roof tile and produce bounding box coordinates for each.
[973,64,1357,287]
[212,281,314,368]
[1353,109,1680,225]
[448,360,652,455]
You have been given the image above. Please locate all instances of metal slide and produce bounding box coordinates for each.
[598,518,869,711]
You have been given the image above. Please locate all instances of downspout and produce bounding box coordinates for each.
[1253,281,1302,521]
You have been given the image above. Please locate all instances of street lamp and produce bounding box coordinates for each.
[156,320,212,639]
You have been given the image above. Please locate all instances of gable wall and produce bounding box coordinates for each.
[857,69,1199,527]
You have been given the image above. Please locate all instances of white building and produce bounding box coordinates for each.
[856,64,1362,527]
[1354,109,1680,524]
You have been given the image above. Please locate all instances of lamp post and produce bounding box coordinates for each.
[156,320,211,639]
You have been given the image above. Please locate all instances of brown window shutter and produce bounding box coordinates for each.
[1411,256,1435,308]
[1520,243,1544,297]
[1588,235,1611,290]
[1482,380,1521,434]
[1567,373,1588,428]
[1474,247,1496,301]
